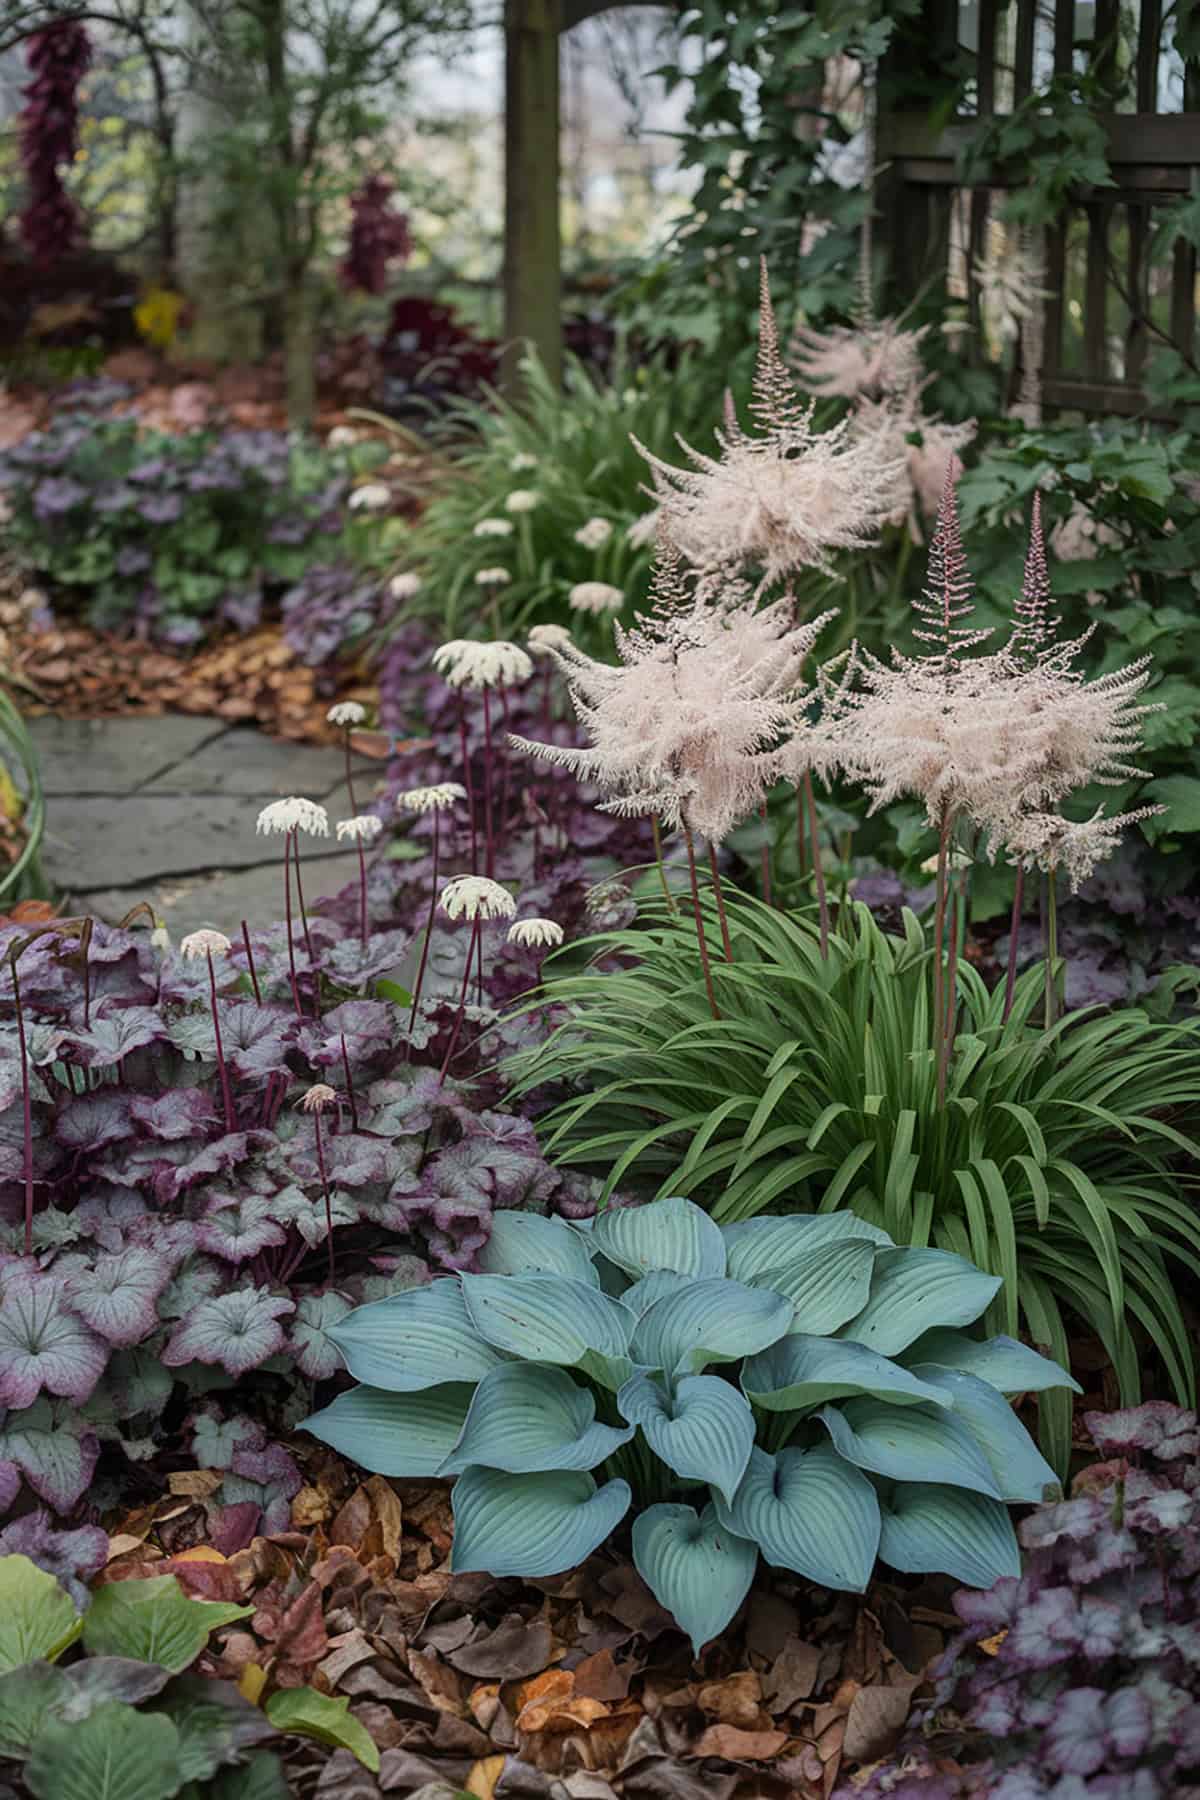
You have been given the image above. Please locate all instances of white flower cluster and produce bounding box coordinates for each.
[439,876,518,922]
[432,639,533,691]
[256,797,330,837]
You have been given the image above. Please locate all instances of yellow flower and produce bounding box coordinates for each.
[133,287,185,350]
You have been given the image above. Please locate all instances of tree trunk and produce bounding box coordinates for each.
[283,272,316,427]
[502,0,562,394]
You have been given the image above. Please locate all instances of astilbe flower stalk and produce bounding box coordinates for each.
[19,22,91,264]
[634,264,906,583]
[790,313,928,401]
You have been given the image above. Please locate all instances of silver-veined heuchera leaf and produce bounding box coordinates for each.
[443,1364,634,1475]
[715,1443,879,1592]
[0,1275,106,1408]
[632,1502,757,1654]
[289,1291,353,1380]
[451,1467,631,1579]
[0,1400,100,1511]
[590,1195,726,1281]
[61,1249,172,1348]
[195,1195,288,1264]
[66,1007,165,1068]
[162,1288,295,1379]
[617,1371,754,1504]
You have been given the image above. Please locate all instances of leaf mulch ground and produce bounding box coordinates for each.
[101,1437,970,1800]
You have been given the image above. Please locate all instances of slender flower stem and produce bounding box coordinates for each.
[1002,864,1024,1024]
[407,812,440,1052]
[356,838,369,950]
[439,916,482,1083]
[342,729,358,816]
[759,802,773,908]
[282,831,302,1018]
[943,869,962,1070]
[498,686,513,849]
[707,843,734,962]
[683,824,720,1021]
[207,949,236,1135]
[481,687,497,879]
[11,957,33,1257]
[290,832,320,1017]
[340,1032,359,1132]
[1044,867,1060,1029]
[458,696,478,875]
[241,920,262,1006]
[933,810,951,1104]
[803,772,830,959]
[312,1108,335,1281]
[651,816,677,914]
[795,788,808,881]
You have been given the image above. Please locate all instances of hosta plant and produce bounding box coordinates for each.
[0,1553,377,1798]
[513,894,1200,1472]
[304,1195,1078,1653]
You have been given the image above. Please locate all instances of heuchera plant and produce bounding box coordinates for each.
[339,174,411,296]
[847,1402,1200,1799]
[19,22,91,265]
[303,1195,1078,1653]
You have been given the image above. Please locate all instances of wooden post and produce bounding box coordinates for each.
[503,0,563,393]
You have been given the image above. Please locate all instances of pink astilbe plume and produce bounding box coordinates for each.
[1009,491,1056,660]
[790,316,928,402]
[510,544,835,843]
[632,264,906,583]
[851,384,978,528]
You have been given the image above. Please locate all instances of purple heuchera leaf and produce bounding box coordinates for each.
[218,1003,299,1080]
[0,1459,19,1512]
[0,1273,107,1407]
[65,1006,166,1067]
[161,1132,272,1200]
[163,1286,294,1377]
[196,1193,287,1263]
[1086,1402,1200,1461]
[289,1290,352,1379]
[298,1000,395,1071]
[1042,1688,1107,1776]
[0,1397,100,1510]
[0,1508,108,1607]
[129,1088,219,1140]
[192,1410,266,1471]
[54,1090,134,1152]
[61,1247,172,1347]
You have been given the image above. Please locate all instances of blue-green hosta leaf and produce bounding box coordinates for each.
[818,1399,1003,1498]
[264,1688,379,1772]
[839,1249,1002,1357]
[908,1366,1062,1502]
[328,1280,503,1391]
[632,1503,757,1654]
[591,1195,726,1280]
[749,1241,877,1334]
[715,1444,879,1592]
[902,1329,1081,1394]
[0,1556,83,1674]
[443,1364,634,1474]
[82,1575,253,1673]
[630,1279,792,1376]
[301,1383,476,1477]
[620,1271,693,1316]
[742,1335,952,1413]
[477,1211,600,1285]
[723,1213,893,1284]
[461,1274,635,1390]
[878,1483,1020,1588]
[24,1702,180,1800]
[617,1371,754,1504]
[451,1467,631,1579]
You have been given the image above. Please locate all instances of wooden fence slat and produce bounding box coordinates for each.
[1014,0,1036,103]
[1136,0,1162,113]
[1084,202,1111,381]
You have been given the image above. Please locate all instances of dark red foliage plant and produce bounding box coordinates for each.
[339,173,411,296]
[19,20,92,266]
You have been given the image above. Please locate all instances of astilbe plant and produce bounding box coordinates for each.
[846,1402,1200,1799]
[19,22,91,265]
[304,1195,1077,1652]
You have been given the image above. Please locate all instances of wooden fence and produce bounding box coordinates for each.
[877,0,1200,416]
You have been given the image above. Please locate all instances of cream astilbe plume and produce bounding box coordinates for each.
[632,264,906,582]
[510,545,835,843]
[790,315,928,401]
[850,386,977,528]
[1005,805,1165,892]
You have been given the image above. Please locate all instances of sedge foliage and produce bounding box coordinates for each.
[512,895,1200,1472]
[305,1197,1077,1652]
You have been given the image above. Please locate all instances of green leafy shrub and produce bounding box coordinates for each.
[511,896,1200,1470]
[395,347,729,647]
[0,1554,377,1797]
[0,678,46,903]
[303,1195,1077,1652]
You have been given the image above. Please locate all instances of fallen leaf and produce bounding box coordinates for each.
[465,1754,506,1799]
[239,1662,268,1704]
[842,1676,922,1763]
[689,1724,788,1761]
[696,1670,764,1728]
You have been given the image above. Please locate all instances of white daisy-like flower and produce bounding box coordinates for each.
[336,814,384,843]
[574,517,613,550]
[440,876,517,922]
[432,639,533,691]
[300,1083,338,1112]
[389,572,422,601]
[256,797,331,837]
[327,700,366,727]
[508,917,564,949]
[180,928,231,961]
[505,489,540,514]
[528,623,573,655]
[510,451,539,471]
[475,567,511,587]
[348,483,391,512]
[624,508,661,550]
[397,782,467,815]
[473,518,514,539]
[327,425,359,447]
[571,583,626,618]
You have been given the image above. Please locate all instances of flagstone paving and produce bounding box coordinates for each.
[29,715,369,938]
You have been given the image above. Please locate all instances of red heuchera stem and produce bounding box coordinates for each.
[339,1032,359,1132]
[458,698,478,875]
[11,956,34,1257]
[356,837,369,950]
[241,919,262,1005]
[207,949,236,1135]
[1003,864,1025,1024]
[683,824,719,1021]
[438,916,481,1083]
[19,22,91,265]
[282,829,302,1017]
[407,809,440,1051]
[311,1108,336,1280]
[481,688,497,879]
[290,833,320,1017]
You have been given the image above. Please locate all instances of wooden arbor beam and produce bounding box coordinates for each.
[502,0,665,394]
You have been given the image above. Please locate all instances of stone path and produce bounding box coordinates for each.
[30,715,368,938]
